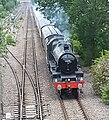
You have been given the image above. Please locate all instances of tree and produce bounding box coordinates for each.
[69,0,109,65]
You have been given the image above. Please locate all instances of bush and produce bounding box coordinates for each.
[91,50,109,104]
[1,11,8,18]
[101,82,109,105]
[6,34,15,45]
[0,4,8,18]
[0,45,5,55]
[71,39,82,54]
[5,1,15,11]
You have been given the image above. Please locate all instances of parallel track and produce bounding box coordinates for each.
[19,7,37,119]
[3,6,43,119]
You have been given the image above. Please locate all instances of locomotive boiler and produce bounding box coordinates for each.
[33,6,84,98]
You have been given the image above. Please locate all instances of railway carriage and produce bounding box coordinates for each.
[33,6,84,98]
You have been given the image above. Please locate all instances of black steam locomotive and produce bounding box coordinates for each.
[33,6,84,98]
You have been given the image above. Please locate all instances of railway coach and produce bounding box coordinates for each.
[32,6,84,98]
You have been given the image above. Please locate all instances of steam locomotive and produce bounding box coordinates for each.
[33,6,84,98]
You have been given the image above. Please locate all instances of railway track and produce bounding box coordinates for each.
[18,7,43,119]
[30,8,43,120]
[19,7,39,119]
[77,98,89,120]
[58,94,89,120]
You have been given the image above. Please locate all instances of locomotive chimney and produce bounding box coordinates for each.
[64,44,69,50]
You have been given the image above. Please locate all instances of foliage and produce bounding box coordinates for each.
[71,39,82,54]
[0,11,8,18]
[36,2,70,39]
[101,82,109,105]
[91,50,109,104]
[0,4,8,18]
[36,0,109,66]
[0,0,17,55]
[6,34,15,45]
[0,29,6,54]
[0,0,17,12]
[5,0,16,12]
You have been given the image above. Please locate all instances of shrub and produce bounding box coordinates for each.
[101,82,109,105]
[71,39,82,54]
[6,34,15,45]
[91,50,109,104]
[1,11,8,18]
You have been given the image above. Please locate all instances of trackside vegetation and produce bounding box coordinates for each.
[34,0,109,104]
[91,51,109,105]
[0,0,17,54]
[6,34,15,46]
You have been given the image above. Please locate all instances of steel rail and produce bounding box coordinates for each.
[58,95,69,120]
[30,8,43,120]
[77,98,89,120]
[19,6,29,120]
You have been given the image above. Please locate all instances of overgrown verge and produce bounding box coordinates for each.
[91,50,109,105]
[0,0,17,55]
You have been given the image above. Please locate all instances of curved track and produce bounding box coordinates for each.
[2,55,21,119]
